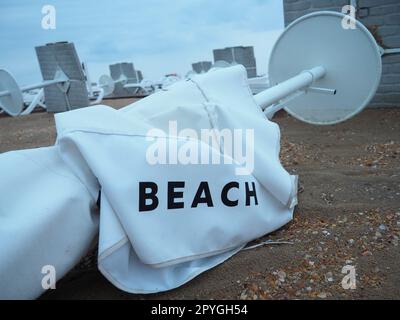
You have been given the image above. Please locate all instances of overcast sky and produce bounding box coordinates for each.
[0,0,284,85]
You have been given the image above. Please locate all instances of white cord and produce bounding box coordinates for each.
[242,239,294,251]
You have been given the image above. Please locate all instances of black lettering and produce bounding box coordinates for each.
[221,182,239,207]
[168,181,185,209]
[139,182,159,212]
[191,181,214,208]
[245,182,258,206]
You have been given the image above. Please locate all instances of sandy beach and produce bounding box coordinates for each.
[1,100,399,300]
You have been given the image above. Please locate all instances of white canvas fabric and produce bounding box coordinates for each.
[0,65,297,299]
[0,147,99,299]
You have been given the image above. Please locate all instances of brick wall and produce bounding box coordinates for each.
[283,0,400,108]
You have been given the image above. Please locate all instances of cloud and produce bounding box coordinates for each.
[0,0,283,85]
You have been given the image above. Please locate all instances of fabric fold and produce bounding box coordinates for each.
[0,65,297,298]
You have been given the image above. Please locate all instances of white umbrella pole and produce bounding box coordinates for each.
[254,66,326,111]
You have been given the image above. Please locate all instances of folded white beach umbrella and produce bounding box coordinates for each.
[0,11,382,299]
[0,65,296,298]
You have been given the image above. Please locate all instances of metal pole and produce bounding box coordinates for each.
[254,66,326,110]
[0,68,69,98]
[383,48,400,55]
[20,78,66,92]
[0,77,68,97]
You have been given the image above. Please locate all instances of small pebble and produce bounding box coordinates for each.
[378,224,387,232]
[325,272,334,282]
[318,292,327,299]
[277,270,286,283]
